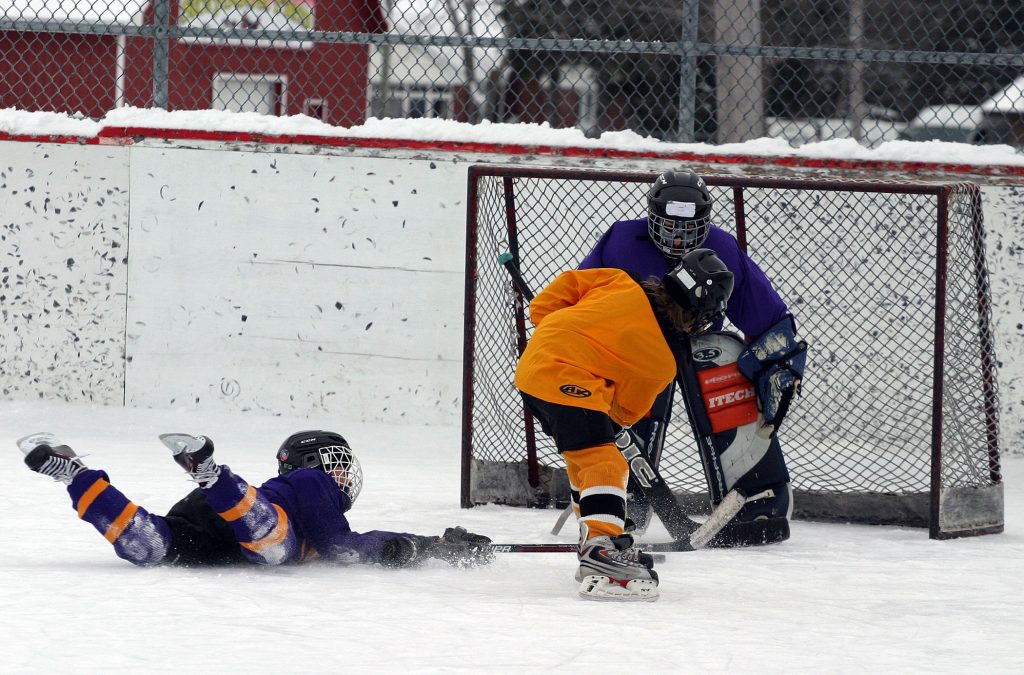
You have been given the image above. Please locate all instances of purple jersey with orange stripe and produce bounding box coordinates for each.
[578,218,790,338]
[66,466,411,567]
[249,467,412,564]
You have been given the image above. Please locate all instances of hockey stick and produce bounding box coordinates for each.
[613,433,765,551]
[614,428,702,541]
[489,543,667,563]
[498,251,535,301]
[489,543,579,553]
[649,487,771,551]
[489,488,767,555]
[621,386,674,534]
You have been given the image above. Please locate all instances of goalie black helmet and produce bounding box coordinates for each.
[662,248,734,332]
[277,430,364,508]
[647,170,714,257]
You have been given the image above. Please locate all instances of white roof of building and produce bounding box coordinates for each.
[908,104,984,129]
[980,75,1024,114]
[180,6,313,49]
[3,0,144,26]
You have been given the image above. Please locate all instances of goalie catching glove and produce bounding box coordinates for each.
[737,316,808,429]
[381,527,494,568]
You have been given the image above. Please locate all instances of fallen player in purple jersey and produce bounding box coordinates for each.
[19,429,493,568]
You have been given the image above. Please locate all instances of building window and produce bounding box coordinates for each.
[304,98,326,121]
[408,98,427,119]
[370,86,453,120]
[212,73,287,115]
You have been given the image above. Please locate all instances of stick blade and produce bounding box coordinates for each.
[688,489,747,550]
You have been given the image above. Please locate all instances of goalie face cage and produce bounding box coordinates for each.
[461,166,1003,540]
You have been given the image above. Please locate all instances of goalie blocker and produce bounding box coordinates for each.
[674,331,793,547]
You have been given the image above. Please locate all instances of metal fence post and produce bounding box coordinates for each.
[677,0,700,142]
[152,0,170,109]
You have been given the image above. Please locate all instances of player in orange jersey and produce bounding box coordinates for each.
[514,249,733,601]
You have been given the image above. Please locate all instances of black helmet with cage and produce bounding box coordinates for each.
[662,248,734,332]
[647,170,714,257]
[277,430,364,508]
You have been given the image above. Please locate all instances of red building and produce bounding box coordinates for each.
[0,0,384,125]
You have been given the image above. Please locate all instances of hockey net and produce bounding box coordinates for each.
[460,166,1003,539]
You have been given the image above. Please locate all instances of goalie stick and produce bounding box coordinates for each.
[498,252,746,550]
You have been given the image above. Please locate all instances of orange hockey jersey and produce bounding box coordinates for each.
[513,268,677,427]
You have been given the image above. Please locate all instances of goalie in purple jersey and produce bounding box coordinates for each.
[579,170,807,546]
[18,430,493,568]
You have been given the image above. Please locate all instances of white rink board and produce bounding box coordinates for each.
[0,138,1022,449]
[980,186,1024,453]
[0,142,129,404]
[126,148,466,424]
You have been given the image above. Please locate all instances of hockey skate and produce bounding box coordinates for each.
[158,433,219,488]
[576,524,659,602]
[18,432,88,484]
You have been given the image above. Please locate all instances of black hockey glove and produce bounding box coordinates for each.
[380,535,439,568]
[380,528,494,568]
[427,527,494,567]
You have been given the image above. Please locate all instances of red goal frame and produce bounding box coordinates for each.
[461,165,1002,539]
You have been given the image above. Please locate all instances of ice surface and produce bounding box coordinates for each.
[1,400,1021,673]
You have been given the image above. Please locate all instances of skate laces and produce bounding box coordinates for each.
[186,456,221,488]
[583,535,640,562]
[612,546,643,565]
[607,537,646,565]
[37,453,87,483]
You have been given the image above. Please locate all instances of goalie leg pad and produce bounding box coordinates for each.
[707,508,791,548]
[681,332,792,543]
[730,437,791,521]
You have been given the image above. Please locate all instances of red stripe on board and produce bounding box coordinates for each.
[0,132,101,145]
[4,126,1024,179]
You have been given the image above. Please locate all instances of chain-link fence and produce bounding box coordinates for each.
[2,0,1024,147]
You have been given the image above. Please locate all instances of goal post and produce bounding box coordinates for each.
[461,165,1003,539]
